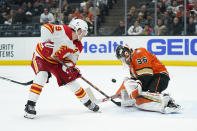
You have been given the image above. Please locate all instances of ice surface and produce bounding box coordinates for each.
[0,66,197,131]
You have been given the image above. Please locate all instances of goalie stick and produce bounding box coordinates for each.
[54,56,121,106]
[0,76,33,86]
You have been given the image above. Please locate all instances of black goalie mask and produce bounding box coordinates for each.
[116,44,132,59]
[116,44,133,65]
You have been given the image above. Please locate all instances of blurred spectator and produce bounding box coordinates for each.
[61,0,72,16]
[33,1,43,16]
[0,1,11,14]
[127,20,143,35]
[13,0,24,6]
[89,2,101,27]
[40,8,55,24]
[176,6,190,24]
[63,13,72,24]
[144,12,154,28]
[154,18,167,35]
[163,0,171,7]
[0,13,4,24]
[195,24,197,35]
[6,9,15,25]
[81,7,94,24]
[192,3,197,23]
[13,7,26,24]
[54,8,64,24]
[177,0,183,5]
[25,2,34,23]
[136,12,146,28]
[189,0,195,4]
[98,0,109,16]
[81,7,94,33]
[157,7,163,19]
[111,20,125,36]
[127,6,137,27]
[2,12,9,24]
[187,17,196,35]
[84,0,91,9]
[166,6,176,18]
[158,1,166,13]
[142,24,154,35]
[24,2,34,15]
[3,9,15,25]
[169,0,179,14]
[49,0,58,14]
[140,4,148,19]
[163,11,173,26]
[71,7,82,19]
[89,3,101,18]
[170,17,183,35]
[40,0,54,8]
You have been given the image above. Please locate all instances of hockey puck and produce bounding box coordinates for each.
[112,78,116,83]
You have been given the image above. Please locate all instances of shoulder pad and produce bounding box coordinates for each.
[43,24,54,33]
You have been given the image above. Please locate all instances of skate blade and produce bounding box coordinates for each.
[164,106,182,114]
[24,112,36,119]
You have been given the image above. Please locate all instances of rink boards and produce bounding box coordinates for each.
[0,36,196,66]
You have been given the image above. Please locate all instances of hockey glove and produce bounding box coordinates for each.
[66,66,81,79]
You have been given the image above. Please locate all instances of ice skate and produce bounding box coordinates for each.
[84,100,99,112]
[24,101,37,119]
[164,99,181,113]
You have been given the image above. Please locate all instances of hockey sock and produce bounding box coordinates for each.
[28,83,43,102]
[28,71,48,102]
[75,87,90,103]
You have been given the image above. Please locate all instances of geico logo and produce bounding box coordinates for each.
[147,39,197,55]
[83,41,123,53]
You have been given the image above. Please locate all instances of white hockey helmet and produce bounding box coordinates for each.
[68,18,88,36]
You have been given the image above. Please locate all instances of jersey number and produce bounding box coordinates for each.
[55,26,62,31]
[136,57,148,65]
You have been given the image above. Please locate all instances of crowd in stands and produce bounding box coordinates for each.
[0,0,116,36]
[112,0,197,36]
[0,0,196,36]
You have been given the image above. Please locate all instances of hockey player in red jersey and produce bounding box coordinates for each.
[115,44,181,113]
[24,19,99,119]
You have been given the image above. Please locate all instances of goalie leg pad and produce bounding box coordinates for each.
[135,92,171,113]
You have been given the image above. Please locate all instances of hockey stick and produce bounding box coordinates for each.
[0,76,33,86]
[54,56,121,106]
[81,77,121,106]
[85,87,121,104]
[95,93,121,104]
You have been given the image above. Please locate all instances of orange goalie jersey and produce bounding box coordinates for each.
[130,48,168,78]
